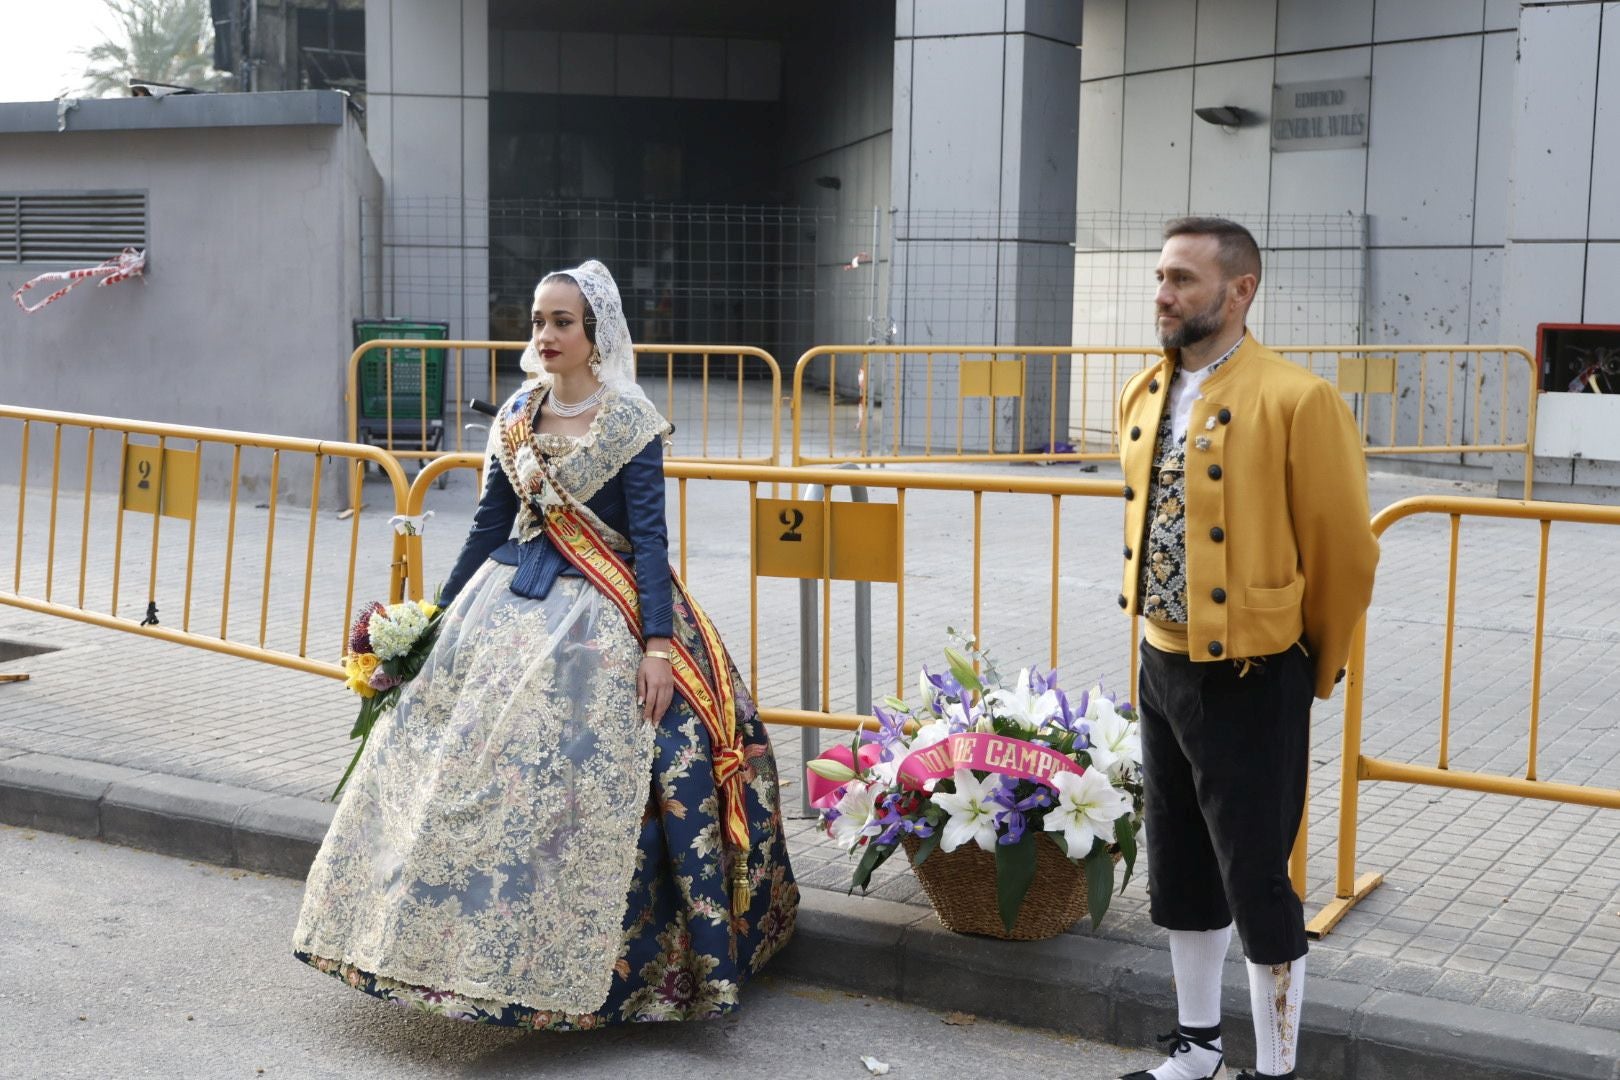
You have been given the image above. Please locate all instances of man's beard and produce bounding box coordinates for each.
[1156,292,1225,349]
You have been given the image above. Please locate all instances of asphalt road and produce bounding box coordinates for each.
[0,825,1163,1080]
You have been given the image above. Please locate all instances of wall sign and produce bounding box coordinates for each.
[1271,77,1370,152]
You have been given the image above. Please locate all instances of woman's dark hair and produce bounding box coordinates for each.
[539,272,598,343]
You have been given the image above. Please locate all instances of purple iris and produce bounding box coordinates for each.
[859,704,910,753]
[1052,688,1091,749]
[1028,666,1061,694]
[923,666,966,708]
[992,784,1055,845]
[872,800,935,846]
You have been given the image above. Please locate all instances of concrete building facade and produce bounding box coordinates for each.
[6,2,1620,488]
[0,92,379,500]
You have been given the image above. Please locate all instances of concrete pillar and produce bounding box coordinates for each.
[890,0,1081,452]
[363,0,490,344]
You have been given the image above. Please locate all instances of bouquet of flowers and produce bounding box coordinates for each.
[332,597,444,799]
[806,634,1143,933]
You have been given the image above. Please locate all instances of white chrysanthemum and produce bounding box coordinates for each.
[369,602,429,660]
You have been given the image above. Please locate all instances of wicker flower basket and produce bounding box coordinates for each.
[901,833,1111,941]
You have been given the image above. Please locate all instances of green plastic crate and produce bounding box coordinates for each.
[354,319,449,420]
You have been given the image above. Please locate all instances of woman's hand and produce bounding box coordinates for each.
[638,638,675,724]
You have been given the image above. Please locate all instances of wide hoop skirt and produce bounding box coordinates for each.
[292,560,798,1028]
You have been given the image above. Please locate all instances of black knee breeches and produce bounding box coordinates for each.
[1138,639,1313,965]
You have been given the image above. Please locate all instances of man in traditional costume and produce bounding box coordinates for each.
[1117,219,1379,1080]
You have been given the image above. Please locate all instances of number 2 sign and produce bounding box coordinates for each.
[120,443,200,520]
[753,498,899,583]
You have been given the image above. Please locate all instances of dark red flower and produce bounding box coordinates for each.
[656,968,697,1005]
[349,601,384,655]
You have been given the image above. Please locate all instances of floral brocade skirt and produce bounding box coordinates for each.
[291,561,798,1029]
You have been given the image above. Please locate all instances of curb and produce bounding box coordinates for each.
[3,751,1617,1080]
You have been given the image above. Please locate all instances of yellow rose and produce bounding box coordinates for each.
[419,603,440,619]
[343,652,379,698]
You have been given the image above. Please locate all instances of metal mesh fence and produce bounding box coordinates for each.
[361,201,1365,454]
[361,198,887,374]
[363,200,1364,352]
[1071,210,1367,348]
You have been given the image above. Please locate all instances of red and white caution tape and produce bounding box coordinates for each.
[12,247,146,313]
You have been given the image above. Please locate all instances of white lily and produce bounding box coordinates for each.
[910,719,950,752]
[1083,691,1142,778]
[919,667,939,712]
[931,769,1003,853]
[1044,767,1132,857]
[828,781,881,851]
[985,667,1061,732]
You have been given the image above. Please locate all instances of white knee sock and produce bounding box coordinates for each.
[1142,925,1232,1079]
[1246,955,1306,1077]
[1170,925,1232,1028]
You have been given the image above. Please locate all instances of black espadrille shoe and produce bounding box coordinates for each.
[1234,1071,1296,1079]
[1119,1025,1226,1080]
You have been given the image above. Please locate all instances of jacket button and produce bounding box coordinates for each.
[1123,485,1135,501]
[1218,408,1231,424]
[1210,525,1224,542]
[1124,545,1133,559]
[1118,593,1128,609]
[1208,464,1222,480]
[1148,379,1160,393]
[1130,425,1141,440]
[1209,641,1224,657]
[1211,587,1226,603]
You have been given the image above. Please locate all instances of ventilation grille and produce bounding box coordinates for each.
[0,193,147,263]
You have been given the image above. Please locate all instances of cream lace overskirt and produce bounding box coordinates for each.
[292,560,655,1013]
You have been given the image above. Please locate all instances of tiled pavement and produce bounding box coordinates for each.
[3,455,1620,1042]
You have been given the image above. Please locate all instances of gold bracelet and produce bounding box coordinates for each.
[645,649,674,662]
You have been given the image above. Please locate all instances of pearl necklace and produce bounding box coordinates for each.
[546,383,606,418]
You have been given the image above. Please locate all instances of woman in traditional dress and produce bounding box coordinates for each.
[292,259,797,1028]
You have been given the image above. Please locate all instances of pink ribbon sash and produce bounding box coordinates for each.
[897,732,1082,788]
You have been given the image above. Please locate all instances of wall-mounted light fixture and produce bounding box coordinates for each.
[1194,105,1253,128]
[814,175,843,190]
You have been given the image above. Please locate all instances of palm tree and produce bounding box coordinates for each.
[80,0,229,97]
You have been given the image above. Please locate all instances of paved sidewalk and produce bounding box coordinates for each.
[4,462,1620,1078]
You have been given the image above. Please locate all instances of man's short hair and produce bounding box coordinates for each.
[1162,216,1262,286]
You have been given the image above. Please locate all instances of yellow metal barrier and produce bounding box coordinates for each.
[402,453,1139,730]
[1,405,412,680]
[1276,346,1538,499]
[1306,495,1620,939]
[791,344,1539,495]
[345,340,784,510]
[791,345,1162,466]
[404,456,1316,890]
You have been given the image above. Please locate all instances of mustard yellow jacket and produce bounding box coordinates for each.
[1118,335,1379,699]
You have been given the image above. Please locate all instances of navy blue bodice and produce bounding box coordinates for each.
[438,436,674,639]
